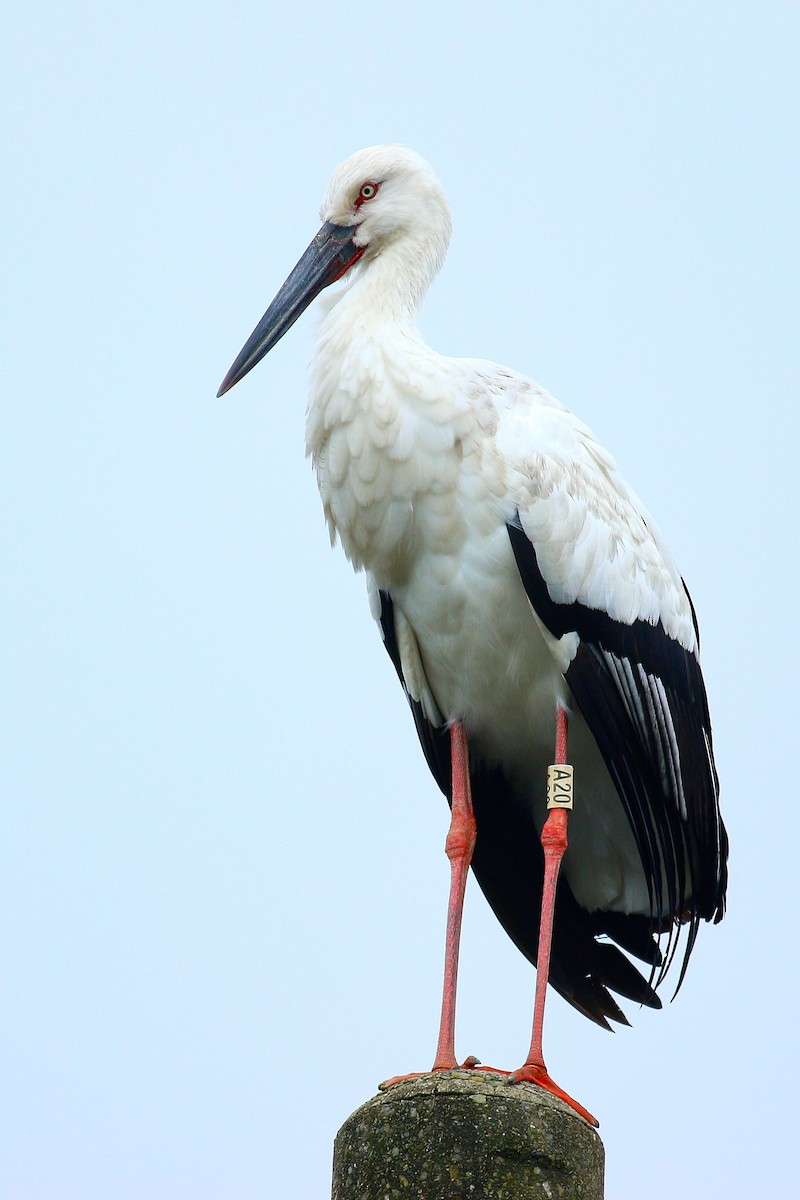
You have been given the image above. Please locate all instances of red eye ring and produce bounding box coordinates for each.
[355,181,380,208]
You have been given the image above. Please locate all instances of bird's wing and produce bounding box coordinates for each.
[497,392,728,987]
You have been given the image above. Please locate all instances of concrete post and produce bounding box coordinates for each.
[332,1070,604,1199]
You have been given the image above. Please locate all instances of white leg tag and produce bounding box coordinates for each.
[546,764,574,810]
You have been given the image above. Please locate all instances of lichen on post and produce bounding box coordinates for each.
[332,1070,604,1199]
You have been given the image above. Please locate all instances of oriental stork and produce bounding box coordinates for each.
[218,145,728,1126]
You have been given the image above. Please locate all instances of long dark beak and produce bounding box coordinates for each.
[217,221,363,397]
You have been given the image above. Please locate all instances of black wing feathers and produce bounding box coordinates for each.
[507,513,728,989]
[378,591,451,792]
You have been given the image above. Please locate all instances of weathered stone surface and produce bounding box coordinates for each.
[332,1070,604,1199]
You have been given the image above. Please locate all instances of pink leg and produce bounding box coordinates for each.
[526,704,569,1070]
[432,721,477,1068]
[380,721,477,1089]
[510,705,598,1126]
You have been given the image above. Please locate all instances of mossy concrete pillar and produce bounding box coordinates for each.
[332,1069,604,1199]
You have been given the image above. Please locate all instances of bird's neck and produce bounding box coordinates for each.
[309,237,446,428]
[328,235,439,331]
[305,244,465,579]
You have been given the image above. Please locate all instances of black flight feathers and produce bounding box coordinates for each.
[507,512,727,928]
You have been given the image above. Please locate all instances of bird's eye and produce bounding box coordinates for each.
[357,182,379,203]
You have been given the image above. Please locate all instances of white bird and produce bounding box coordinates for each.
[218,145,728,1126]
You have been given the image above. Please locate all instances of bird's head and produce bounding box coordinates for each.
[217,145,451,396]
[320,144,451,260]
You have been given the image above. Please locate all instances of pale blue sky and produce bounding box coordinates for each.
[2,2,798,1196]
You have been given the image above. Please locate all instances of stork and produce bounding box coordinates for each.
[218,145,728,1126]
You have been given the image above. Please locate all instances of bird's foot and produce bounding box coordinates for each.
[454,1061,597,1126]
[379,1055,482,1091]
[505,1062,598,1127]
[379,1058,596,1125]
